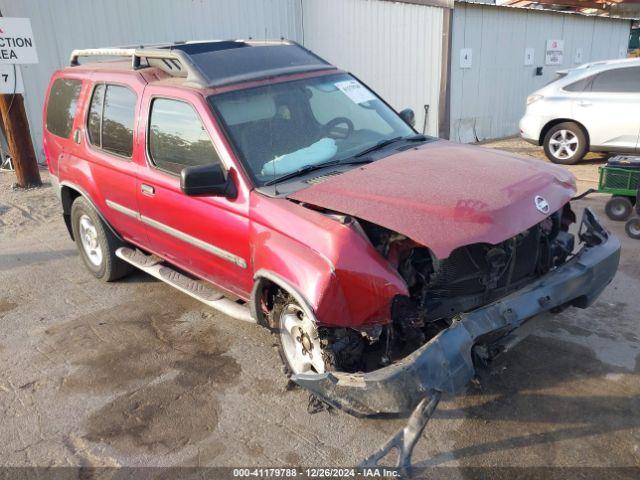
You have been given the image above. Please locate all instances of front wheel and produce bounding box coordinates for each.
[543,122,587,165]
[70,196,132,281]
[270,293,327,376]
[625,217,640,240]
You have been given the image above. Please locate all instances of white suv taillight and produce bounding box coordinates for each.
[527,94,543,106]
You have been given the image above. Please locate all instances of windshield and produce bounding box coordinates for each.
[209,73,415,186]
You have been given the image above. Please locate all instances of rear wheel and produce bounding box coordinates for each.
[543,122,587,165]
[71,196,132,281]
[625,217,640,239]
[605,196,633,221]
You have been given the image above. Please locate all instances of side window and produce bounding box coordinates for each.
[87,84,105,147]
[148,98,221,175]
[591,67,640,93]
[46,78,82,138]
[564,76,593,92]
[86,84,136,158]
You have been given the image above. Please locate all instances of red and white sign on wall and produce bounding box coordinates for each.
[545,39,564,66]
[0,17,38,64]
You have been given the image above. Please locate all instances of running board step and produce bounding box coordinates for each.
[118,246,163,267]
[158,266,224,301]
[116,247,255,323]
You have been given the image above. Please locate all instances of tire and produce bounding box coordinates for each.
[605,196,633,221]
[269,291,330,377]
[70,196,132,281]
[625,217,640,240]
[543,122,588,165]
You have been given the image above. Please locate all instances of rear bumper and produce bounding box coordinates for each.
[292,209,620,416]
[519,114,545,145]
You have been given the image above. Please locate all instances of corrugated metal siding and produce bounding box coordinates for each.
[450,2,632,143]
[0,0,303,161]
[301,0,444,136]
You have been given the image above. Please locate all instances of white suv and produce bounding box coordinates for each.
[520,58,640,164]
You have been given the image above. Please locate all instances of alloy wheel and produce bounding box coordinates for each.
[279,303,325,374]
[78,214,103,266]
[549,129,579,160]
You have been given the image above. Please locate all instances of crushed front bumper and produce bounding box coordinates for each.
[292,209,621,417]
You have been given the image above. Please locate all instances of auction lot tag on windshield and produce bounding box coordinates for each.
[0,18,38,64]
[335,80,376,104]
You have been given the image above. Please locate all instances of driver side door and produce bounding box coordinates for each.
[136,90,252,298]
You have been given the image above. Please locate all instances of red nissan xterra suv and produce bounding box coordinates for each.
[44,40,620,416]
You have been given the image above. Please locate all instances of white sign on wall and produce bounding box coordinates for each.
[524,48,535,66]
[0,64,24,94]
[460,48,472,69]
[545,39,564,66]
[574,48,583,64]
[0,17,38,64]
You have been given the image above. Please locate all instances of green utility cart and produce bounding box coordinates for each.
[599,156,640,221]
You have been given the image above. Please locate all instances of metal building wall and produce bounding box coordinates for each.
[450,2,632,143]
[0,0,303,162]
[301,0,445,136]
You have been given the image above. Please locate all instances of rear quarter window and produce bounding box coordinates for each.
[563,76,593,92]
[46,78,82,138]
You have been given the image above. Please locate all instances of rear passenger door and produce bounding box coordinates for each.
[76,82,147,245]
[136,92,251,298]
[570,67,640,151]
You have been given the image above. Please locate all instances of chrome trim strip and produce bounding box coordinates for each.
[106,199,140,220]
[106,199,247,269]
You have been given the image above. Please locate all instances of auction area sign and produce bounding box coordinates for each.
[0,17,38,64]
[545,39,564,66]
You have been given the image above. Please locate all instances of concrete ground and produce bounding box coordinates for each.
[0,139,639,473]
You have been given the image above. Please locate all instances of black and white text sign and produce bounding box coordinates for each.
[0,18,38,64]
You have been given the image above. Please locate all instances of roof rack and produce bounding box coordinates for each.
[69,40,336,88]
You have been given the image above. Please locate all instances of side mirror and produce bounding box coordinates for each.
[399,108,416,127]
[180,163,237,199]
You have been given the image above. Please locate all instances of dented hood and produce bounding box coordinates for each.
[288,140,576,259]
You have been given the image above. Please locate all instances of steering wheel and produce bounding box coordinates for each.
[323,117,354,140]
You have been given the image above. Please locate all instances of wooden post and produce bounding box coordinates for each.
[0,92,41,187]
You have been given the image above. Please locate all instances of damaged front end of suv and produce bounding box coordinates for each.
[272,141,621,417]
[289,204,619,416]
[319,204,576,371]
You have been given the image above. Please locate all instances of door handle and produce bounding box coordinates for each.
[578,101,592,107]
[141,184,155,196]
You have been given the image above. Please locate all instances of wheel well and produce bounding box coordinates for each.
[539,119,590,148]
[250,277,281,328]
[59,185,123,242]
[250,271,319,329]
[60,186,81,239]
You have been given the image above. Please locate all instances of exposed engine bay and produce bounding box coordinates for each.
[321,203,578,373]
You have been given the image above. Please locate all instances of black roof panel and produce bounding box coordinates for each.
[167,42,336,87]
